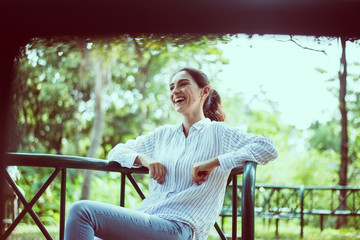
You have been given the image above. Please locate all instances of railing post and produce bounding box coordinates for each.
[214,222,227,240]
[232,174,237,240]
[120,173,126,207]
[300,185,305,238]
[60,168,67,240]
[242,161,256,240]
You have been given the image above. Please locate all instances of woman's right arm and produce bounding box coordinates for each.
[108,131,156,168]
[108,130,166,184]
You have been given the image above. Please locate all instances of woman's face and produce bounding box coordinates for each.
[169,71,208,116]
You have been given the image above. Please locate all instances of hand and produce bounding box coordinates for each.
[191,157,220,185]
[136,155,166,184]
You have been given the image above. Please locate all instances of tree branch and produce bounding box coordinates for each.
[277,36,327,55]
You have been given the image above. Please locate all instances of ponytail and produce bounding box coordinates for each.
[203,89,226,122]
[173,67,226,122]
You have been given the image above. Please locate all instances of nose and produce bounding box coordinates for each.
[171,85,181,94]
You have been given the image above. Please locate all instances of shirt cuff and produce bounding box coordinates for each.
[109,151,141,169]
[127,152,142,168]
[218,152,236,172]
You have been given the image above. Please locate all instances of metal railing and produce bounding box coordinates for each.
[2,152,257,240]
[220,183,360,237]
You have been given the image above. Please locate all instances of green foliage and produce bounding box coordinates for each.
[9,35,360,230]
[309,120,340,152]
[10,34,230,225]
[316,56,360,186]
[292,149,339,185]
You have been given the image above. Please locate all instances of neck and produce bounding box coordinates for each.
[182,112,205,137]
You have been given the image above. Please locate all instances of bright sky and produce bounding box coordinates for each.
[217,35,360,129]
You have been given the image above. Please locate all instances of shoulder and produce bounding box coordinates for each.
[209,121,244,134]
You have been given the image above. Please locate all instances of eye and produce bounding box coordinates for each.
[169,86,174,91]
[180,82,188,87]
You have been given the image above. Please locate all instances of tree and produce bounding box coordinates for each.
[337,37,349,227]
[312,37,360,227]
[76,34,230,199]
[80,49,111,199]
[12,38,84,154]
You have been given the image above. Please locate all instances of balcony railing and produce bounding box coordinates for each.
[2,152,257,240]
[220,183,360,237]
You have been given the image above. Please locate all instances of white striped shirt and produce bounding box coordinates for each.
[108,118,278,240]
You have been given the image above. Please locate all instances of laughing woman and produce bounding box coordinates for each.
[64,68,278,240]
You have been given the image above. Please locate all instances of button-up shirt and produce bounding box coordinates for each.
[108,118,278,240]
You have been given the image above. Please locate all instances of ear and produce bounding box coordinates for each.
[201,85,211,98]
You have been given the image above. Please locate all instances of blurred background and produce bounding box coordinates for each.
[6,34,360,239]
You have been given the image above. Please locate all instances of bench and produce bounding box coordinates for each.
[301,186,360,233]
[220,184,360,237]
[2,152,257,240]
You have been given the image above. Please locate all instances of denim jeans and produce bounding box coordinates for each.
[64,200,193,240]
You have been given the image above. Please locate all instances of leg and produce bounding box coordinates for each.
[65,200,192,240]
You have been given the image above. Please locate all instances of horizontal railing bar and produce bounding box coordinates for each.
[5,152,244,176]
[303,186,360,190]
[5,152,149,174]
[231,184,360,190]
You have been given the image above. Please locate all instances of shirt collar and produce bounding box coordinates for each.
[192,118,211,129]
[176,118,211,133]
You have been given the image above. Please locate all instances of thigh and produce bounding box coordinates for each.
[71,200,192,240]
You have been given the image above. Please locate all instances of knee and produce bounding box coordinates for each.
[67,200,93,219]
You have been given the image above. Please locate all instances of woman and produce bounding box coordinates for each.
[65,68,278,240]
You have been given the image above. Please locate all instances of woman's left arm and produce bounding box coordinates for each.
[191,123,278,184]
[216,123,278,172]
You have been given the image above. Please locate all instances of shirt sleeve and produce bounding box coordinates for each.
[217,122,279,172]
[108,129,157,168]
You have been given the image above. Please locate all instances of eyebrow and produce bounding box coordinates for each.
[169,79,190,87]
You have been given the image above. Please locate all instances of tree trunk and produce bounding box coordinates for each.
[74,39,88,156]
[80,57,107,200]
[336,37,348,228]
[131,37,154,136]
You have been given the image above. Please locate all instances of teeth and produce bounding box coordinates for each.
[174,97,185,103]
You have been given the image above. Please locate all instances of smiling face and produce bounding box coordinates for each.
[169,71,209,117]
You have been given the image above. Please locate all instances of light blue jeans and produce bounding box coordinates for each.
[64,200,193,240]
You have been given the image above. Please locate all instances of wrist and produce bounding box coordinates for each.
[210,157,220,167]
[135,154,147,167]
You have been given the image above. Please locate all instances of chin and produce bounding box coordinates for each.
[175,108,184,114]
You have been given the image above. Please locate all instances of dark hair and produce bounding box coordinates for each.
[173,67,226,122]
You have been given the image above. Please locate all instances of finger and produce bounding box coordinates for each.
[161,165,167,183]
[191,169,198,183]
[196,178,203,185]
[154,165,162,182]
[193,174,201,185]
[150,164,158,179]
[158,166,165,184]
[191,170,197,184]
[197,172,209,185]
[152,165,159,180]
[198,171,207,177]
[149,168,154,179]
[152,163,163,180]
[151,164,166,184]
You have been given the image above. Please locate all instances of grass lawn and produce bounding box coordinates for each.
[5,220,360,240]
[7,224,60,240]
[207,218,360,240]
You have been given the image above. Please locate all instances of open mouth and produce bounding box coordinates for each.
[174,97,186,105]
